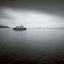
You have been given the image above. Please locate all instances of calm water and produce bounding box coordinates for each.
[0,28,64,64]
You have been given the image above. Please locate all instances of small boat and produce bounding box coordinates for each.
[13,25,27,31]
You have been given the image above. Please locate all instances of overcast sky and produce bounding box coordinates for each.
[0,0,64,28]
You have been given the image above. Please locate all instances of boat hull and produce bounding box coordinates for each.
[13,28,26,31]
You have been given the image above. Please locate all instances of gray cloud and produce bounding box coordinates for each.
[0,8,13,19]
[0,0,64,16]
[0,0,64,27]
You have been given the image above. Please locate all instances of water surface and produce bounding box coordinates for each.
[0,28,64,64]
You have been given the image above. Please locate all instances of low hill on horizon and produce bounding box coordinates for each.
[0,25,9,28]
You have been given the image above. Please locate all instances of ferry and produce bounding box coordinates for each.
[13,25,26,31]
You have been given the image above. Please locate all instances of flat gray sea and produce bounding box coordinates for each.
[0,28,64,64]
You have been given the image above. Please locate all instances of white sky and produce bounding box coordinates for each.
[0,8,64,28]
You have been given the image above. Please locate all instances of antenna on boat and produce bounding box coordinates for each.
[21,24,23,27]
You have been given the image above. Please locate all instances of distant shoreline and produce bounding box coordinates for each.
[0,25,9,28]
[26,28,64,29]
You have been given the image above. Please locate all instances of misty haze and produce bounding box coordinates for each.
[0,0,64,64]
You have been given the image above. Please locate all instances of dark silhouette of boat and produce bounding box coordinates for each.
[13,25,27,31]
